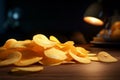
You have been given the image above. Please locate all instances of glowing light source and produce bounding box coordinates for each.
[84,16,104,26]
[83,0,105,26]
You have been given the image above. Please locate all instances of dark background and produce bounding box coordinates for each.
[0,0,120,46]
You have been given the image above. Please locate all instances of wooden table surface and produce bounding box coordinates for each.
[0,44,120,80]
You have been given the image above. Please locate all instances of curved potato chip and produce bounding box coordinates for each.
[14,49,43,66]
[15,39,32,48]
[11,66,44,72]
[33,34,56,49]
[54,40,75,59]
[44,47,67,60]
[88,53,97,57]
[39,60,64,66]
[76,47,89,57]
[40,57,64,66]
[18,40,32,45]
[25,41,45,57]
[57,41,78,61]
[97,51,118,62]
[0,48,23,59]
[0,51,22,66]
[40,48,67,65]
[89,57,99,61]
[14,57,42,66]
[49,35,61,43]
[60,41,75,51]
[3,39,17,48]
[69,50,91,64]
[3,39,32,49]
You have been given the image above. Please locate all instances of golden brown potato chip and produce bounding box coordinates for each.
[49,35,61,43]
[89,56,99,61]
[40,57,63,66]
[40,48,67,65]
[3,39,32,49]
[60,41,75,51]
[14,57,42,66]
[33,34,56,49]
[16,39,32,48]
[56,41,78,61]
[14,49,43,66]
[3,39,17,48]
[0,48,19,59]
[44,48,67,60]
[11,66,44,72]
[69,50,91,64]
[25,41,45,57]
[76,47,89,57]
[97,51,118,62]
[0,51,22,66]
[88,53,97,57]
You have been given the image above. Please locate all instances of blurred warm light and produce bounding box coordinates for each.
[84,16,104,26]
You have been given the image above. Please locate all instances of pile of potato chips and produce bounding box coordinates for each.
[0,34,118,72]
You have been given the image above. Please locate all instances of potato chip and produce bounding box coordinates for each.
[33,34,56,49]
[88,53,97,57]
[40,57,63,66]
[49,35,61,43]
[89,56,99,61]
[14,49,43,66]
[60,41,75,51]
[14,57,42,66]
[0,51,22,66]
[97,51,118,62]
[15,40,32,48]
[45,61,63,66]
[11,66,44,72]
[76,47,89,57]
[3,39,17,48]
[62,61,76,64]
[25,41,45,57]
[3,39,32,49]
[44,47,67,60]
[69,50,91,63]
[40,47,67,65]
[57,41,78,61]
[0,48,19,59]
